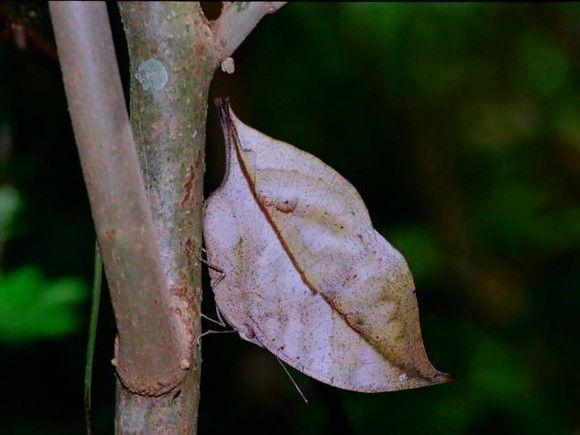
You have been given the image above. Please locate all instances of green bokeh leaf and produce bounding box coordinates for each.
[0,184,23,243]
[0,266,86,342]
[389,225,444,285]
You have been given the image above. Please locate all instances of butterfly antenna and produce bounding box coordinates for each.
[275,356,309,404]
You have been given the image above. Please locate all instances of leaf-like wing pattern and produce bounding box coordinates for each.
[203,99,449,392]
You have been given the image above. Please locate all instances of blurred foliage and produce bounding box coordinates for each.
[0,184,23,244]
[0,266,85,342]
[0,2,579,435]
[0,142,85,345]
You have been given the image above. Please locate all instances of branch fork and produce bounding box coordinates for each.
[209,2,287,63]
[50,0,286,401]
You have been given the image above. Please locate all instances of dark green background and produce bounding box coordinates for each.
[0,3,578,434]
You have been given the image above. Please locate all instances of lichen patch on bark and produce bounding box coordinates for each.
[136,58,169,91]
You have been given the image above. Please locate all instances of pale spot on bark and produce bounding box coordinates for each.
[136,58,168,91]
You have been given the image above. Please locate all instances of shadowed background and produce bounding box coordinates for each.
[0,3,578,434]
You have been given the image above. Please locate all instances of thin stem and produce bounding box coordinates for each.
[84,242,102,435]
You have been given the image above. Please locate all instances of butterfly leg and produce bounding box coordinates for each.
[196,329,236,345]
[215,305,226,326]
[201,312,226,328]
[196,248,226,286]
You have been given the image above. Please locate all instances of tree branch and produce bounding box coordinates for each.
[211,1,287,62]
[115,2,215,432]
[52,1,287,432]
[49,1,189,396]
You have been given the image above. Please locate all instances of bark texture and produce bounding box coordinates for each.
[117,3,214,433]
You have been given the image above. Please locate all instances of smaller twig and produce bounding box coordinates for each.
[211,2,287,62]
